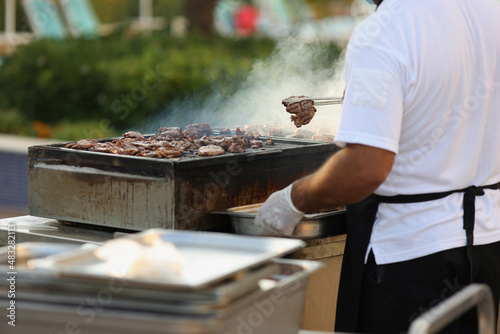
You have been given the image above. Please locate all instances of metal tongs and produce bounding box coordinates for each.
[282,96,343,106]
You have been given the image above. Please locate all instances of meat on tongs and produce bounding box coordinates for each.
[282,96,343,128]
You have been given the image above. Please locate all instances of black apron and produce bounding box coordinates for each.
[334,181,500,332]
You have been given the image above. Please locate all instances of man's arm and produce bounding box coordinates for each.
[254,143,395,236]
[291,144,395,212]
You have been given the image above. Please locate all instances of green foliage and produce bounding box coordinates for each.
[0,33,276,132]
[0,109,32,135]
[0,109,119,140]
[50,120,121,141]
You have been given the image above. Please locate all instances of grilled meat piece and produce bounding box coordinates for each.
[153,127,184,141]
[219,128,232,135]
[198,145,225,156]
[234,128,260,141]
[168,140,191,152]
[137,150,158,158]
[235,127,245,136]
[227,143,245,153]
[123,131,146,140]
[156,147,183,158]
[283,96,316,128]
[130,140,154,149]
[289,101,316,128]
[183,123,213,139]
[265,138,275,145]
[232,136,250,149]
[68,139,98,150]
[198,135,212,146]
[209,137,233,151]
[105,142,125,155]
[92,142,108,153]
[115,140,140,155]
[245,132,260,140]
[197,135,237,151]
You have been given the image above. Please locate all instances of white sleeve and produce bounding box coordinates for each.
[334,42,405,154]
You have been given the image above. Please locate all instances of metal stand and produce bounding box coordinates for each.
[408,284,496,334]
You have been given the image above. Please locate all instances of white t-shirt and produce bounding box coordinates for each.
[334,0,500,264]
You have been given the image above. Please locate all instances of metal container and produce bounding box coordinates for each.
[28,137,339,231]
[0,242,81,266]
[1,263,280,317]
[28,229,306,290]
[212,203,347,239]
[0,257,323,334]
[0,239,283,315]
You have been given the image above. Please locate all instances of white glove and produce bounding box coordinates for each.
[254,183,305,236]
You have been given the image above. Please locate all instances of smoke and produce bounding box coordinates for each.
[144,36,346,136]
[214,36,346,134]
[350,0,376,17]
[141,0,378,136]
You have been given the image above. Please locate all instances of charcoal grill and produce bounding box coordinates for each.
[28,134,340,231]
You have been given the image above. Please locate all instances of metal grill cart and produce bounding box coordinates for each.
[28,136,339,231]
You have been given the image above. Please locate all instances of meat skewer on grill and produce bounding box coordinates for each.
[282,96,343,128]
[282,96,343,106]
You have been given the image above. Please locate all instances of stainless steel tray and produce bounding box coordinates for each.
[28,229,305,290]
[0,242,280,314]
[3,264,279,316]
[0,242,83,267]
[212,203,347,239]
[0,259,323,334]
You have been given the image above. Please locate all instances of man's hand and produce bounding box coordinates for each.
[254,183,304,236]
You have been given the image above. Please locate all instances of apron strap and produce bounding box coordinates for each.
[377,182,500,255]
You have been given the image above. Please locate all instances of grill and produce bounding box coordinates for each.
[28,135,340,231]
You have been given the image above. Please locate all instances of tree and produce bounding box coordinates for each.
[183,0,218,35]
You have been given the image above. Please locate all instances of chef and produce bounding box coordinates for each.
[255,0,500,333]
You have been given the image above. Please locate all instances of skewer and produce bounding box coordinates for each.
[282,96,343,106]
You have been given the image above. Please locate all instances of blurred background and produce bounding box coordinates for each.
[0,0,374,217]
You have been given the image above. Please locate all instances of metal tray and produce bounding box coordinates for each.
[212,203,347,239]
[28,229,305,290]
[3,264,279,316]
[0,242,279,310]
[0,259,323,334]
[0,242,84,267]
